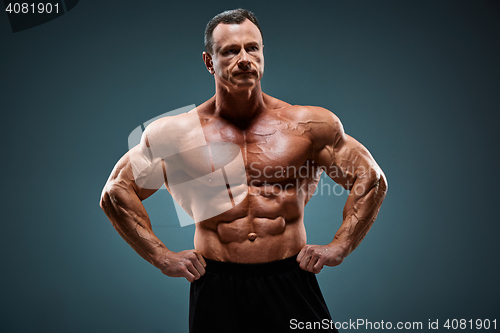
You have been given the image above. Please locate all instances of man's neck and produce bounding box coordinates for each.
[213,83,266,128]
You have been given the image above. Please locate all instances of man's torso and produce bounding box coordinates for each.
[160,95,330,263]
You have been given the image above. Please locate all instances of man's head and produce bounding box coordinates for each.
[204,9,263,56]
[203,9,264,91]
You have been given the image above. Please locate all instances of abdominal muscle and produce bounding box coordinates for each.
[193,181,309,263]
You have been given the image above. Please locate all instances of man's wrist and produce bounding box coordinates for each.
[326,241,350,259]
[151,247,173,269]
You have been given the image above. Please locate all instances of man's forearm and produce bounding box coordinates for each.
[331,170,388,256]
[100,181,168,267]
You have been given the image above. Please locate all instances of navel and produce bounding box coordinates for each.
[248,232,257,241]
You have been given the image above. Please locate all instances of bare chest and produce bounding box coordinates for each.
[201,115,314,183]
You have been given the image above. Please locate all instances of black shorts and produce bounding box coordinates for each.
[189,254,338,333]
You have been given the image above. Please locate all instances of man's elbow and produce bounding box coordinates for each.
[99,180,124,213]
[374,168,388,199]
[99,183,112,212]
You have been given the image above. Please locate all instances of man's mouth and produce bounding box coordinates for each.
[233,71,255,76]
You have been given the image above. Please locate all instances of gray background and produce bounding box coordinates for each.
[1,0,499,332]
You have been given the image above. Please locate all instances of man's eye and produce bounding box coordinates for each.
[225,49,237,55]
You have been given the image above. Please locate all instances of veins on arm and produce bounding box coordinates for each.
[311,109,388,255]
[100,139,167,267]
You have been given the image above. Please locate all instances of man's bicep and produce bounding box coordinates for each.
[130,135,168,197]
[326,134,382,190]
[310,109,352,185]
[106,144,164,201]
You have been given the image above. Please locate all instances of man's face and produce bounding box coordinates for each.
[206,19,264,91]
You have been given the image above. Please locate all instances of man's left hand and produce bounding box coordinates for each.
[297,244,347,274]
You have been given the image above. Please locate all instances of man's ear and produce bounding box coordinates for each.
[202,52,214,74]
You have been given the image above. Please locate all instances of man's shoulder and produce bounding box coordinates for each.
[140,107,208,155]
[274,104,345,150]
[277,104,341,128]
[142,108,202,139]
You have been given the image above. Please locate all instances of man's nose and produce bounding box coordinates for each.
[237,51,251,70]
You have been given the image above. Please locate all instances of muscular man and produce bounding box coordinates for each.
[100,9,387,333]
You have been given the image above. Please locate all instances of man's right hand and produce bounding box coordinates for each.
[156,249,207,282]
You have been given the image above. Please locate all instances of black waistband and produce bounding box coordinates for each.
[203,254,300,276]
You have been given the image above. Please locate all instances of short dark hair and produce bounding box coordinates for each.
[204,8,263,55]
